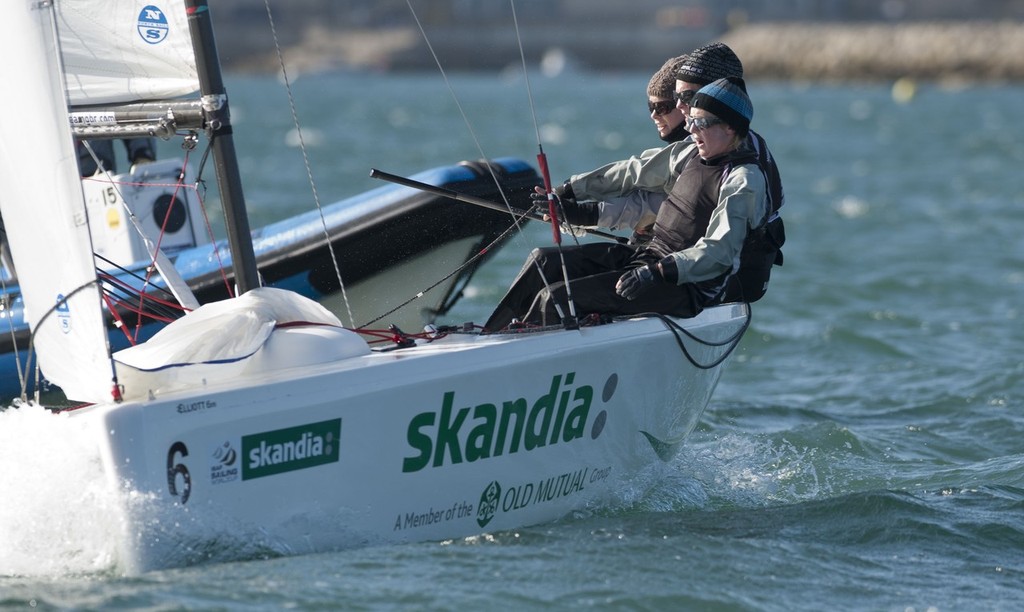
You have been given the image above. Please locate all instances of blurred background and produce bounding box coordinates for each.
[208,0,1024,81]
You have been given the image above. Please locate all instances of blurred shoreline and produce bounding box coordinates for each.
[221,21,1024,82]
[722,21,1024,82]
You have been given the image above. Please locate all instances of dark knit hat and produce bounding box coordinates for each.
[675,42,744,86]
[647,55,688,98]
[691,76,753,137]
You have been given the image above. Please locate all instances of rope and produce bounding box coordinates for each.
[401,0,582,330]
[262,0,355,328]
[403,1,527,227]
[509,0,578,327]
[185,140,235,299]
[646,303,752,370]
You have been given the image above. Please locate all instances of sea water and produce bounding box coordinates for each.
[1,71,1023,610]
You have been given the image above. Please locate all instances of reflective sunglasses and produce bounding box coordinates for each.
[674,89,697,106]
[685,115,725,131]
[647,100,676,116]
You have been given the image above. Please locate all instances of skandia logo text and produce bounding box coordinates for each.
[241,418,340,480]
[403,373,592,473]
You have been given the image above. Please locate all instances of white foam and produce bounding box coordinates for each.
[0,404,126,577]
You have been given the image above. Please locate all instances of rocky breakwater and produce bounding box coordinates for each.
[721,21,1024,82]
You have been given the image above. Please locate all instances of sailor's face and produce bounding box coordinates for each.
[674,80,702,120]
[648,96,684,138]
[688,108,735,159]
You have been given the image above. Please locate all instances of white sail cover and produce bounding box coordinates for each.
[114,288,346,371]
[0,2,117,402]
[58,0,198,104]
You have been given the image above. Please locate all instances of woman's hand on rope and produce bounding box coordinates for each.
[529,184,598,226]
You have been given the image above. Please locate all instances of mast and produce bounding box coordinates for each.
[183,0,260,294]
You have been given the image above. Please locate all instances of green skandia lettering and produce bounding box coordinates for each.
[401,374,593,473]
[563,385,593,442]
[465,403,496,462]
[433,392,469,467]
[550,372,574,445]
[402,411,436,472]
[495,398,526,456]
[242,419,340,480]
[525,375,560,450]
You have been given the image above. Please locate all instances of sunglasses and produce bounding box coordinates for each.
[674,89,697,106]
[647,100,676,116]
[685,115,725,131]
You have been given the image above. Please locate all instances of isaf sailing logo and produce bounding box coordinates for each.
[137,6,170,44]
[210,440,239,485]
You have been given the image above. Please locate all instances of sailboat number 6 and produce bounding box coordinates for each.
[166,441,192,504]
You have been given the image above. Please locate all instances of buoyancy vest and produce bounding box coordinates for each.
[636,147,758,304]
[721,131,786,303]
[627,122,692,245]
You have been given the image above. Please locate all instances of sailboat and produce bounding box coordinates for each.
[0,0,750,573]
[0,155,539,402]
[0,0,540,402]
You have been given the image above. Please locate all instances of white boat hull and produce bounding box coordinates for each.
[78,303,747,572]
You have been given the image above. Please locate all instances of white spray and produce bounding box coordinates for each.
[0,403,128,577]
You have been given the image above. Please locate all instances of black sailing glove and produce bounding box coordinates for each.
[529,181,599,226]
[616,264,663,300]
[529,180,575,211]
[552,180,574,201]
[616,256,680,300]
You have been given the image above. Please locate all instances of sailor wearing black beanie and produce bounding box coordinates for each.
[689,76,753,139]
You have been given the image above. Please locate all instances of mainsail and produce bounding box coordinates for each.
[58,1,199,105]
[0,2,121,401]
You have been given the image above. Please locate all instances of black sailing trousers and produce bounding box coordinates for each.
[484,242,700,331]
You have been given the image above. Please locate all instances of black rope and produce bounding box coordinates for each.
[642,303,753,370]
[93,256,189,327]
[476,300,749,372]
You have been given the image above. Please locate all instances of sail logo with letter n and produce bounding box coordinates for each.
[55,294,71,334]
[137,5,170,44]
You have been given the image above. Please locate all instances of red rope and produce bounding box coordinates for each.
[186,149,236,299]
[99,287,138,346]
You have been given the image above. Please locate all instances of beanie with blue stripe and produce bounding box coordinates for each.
[691,76,753,137]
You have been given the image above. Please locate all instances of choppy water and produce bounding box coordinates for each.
[2,71,1023,610]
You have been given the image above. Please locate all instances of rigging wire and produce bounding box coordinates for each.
[358,206,533,328]
[188,134,236,298]
[403,0,529,229]
[262,0,355,328]
[78,141,205,316]
[403,0,578,329]
[508,0,578,328]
